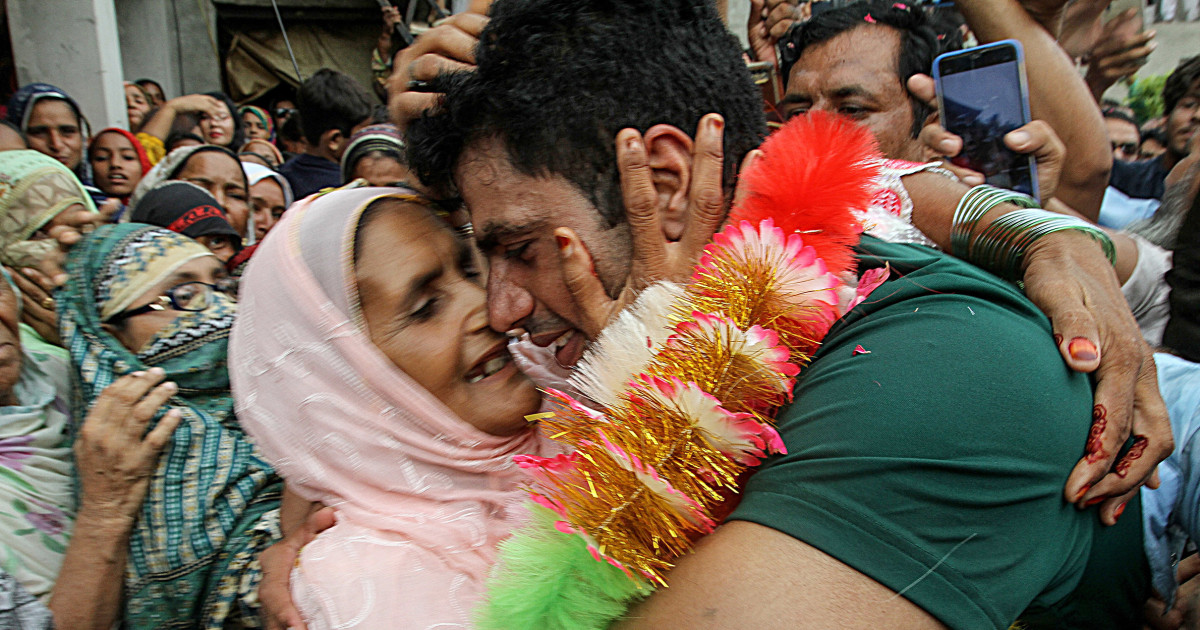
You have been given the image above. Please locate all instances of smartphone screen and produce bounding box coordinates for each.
[935,41,1038,199]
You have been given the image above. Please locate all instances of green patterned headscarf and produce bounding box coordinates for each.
[0,150,96,270]
[57,223,281,628]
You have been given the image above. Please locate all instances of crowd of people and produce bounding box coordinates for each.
[0,0,1197,627]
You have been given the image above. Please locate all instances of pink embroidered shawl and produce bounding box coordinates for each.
[229,188,552,628]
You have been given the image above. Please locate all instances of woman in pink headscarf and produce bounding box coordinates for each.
[228,187,554,629]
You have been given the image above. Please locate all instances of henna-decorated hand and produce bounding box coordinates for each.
[1022,230,1173,525]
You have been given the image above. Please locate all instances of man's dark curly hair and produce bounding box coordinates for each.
[406,0,766,228]
[1164,55,1200,118]
[779,0,960,138]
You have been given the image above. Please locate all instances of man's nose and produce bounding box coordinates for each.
[486,266,534,333]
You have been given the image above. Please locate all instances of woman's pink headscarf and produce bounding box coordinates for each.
[229,187,553,628]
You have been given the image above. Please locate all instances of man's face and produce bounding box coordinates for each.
[1165,77,1200,158]
[456,137,632,368]
[782,25,926,162]
[1105,117,1140,162]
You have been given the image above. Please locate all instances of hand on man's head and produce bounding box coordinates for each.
[386,8,489,131]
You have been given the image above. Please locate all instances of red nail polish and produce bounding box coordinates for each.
[1114,501,1127,520]
[710,116,724,132]
[1074,484,1091,502]
[556,235,570,251]
[1084,496,1105,507]
[1068,337,1099,362]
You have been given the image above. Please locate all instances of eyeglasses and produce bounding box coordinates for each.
[275,108,297,118]
[104,279,237,324]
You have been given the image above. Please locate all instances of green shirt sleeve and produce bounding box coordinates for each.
[729,237,1097,629]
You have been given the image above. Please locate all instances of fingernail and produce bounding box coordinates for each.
[626,136,642,152]
[1084,495,1105,507]
[1114,501,1127,520]
[131,371,146,378]
[1007,130,1030,146]
[149,367,166,376]
[1068,337,1099,362]
[937,138,956,154]
[709,115,724,133]
[163,381,178,392]
[964,174,984,186]
[555,235,572,257]
[1074,483,1091,502]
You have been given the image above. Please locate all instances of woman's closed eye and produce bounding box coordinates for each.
[411,294,441,321]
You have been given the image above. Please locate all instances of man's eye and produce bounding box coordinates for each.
[503,241,532,261]
[784,106,809,120]
[838,105,867,117]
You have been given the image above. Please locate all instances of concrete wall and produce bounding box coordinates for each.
[7,0,128,129]
[116,0,181,98]
[114,0,222,98]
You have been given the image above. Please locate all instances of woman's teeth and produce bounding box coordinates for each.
[467,355,510,384]
[553,330,575,350]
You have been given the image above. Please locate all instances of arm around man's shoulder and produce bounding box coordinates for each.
[621,242,1100,629]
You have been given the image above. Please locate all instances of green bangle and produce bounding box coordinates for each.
[975,209,1117,280]
[950,185,1115,282]
[950,185,1039,259]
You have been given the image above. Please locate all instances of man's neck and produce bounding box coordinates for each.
[304,145,337,163]
[1163,149,1183,173]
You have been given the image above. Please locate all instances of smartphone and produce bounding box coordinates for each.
[934,40,1039,199]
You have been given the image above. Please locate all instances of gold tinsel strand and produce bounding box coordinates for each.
[530,235,830,584]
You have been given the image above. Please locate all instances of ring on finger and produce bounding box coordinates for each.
[40,297,54,310]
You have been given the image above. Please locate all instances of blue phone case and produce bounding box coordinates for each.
[933,39,1039,201]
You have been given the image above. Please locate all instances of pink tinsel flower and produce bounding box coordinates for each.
[633,376,786,465]
[697,219,841,334]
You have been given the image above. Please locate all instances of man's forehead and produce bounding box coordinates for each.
[788,26,903,95]
[456,137,596,235]
[787,25,902,83]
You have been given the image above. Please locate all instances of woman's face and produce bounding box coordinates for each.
[140,82,166,107]
[240,140,281,168]
[125,85,150,130]
[242,111,270,141]
[175,151,249,236]
[199,102,235,147]
[250,178,286,241]
[25,100,82,170]
[352,154,415,187]
[195,235,237,263]
[102,255,226,353]
[90,132,143,196]
[356,200,540,436]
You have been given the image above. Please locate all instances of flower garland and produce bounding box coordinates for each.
[477,112,884,629]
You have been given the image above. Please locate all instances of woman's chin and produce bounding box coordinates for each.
[463,372,543,436]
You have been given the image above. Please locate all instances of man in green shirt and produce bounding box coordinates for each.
[399,0,1166,627]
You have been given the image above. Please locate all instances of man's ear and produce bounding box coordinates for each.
[643,124,694,241]
[324,129,346,159]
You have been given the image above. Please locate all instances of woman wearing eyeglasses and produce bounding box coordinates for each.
[56,224,281,629]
